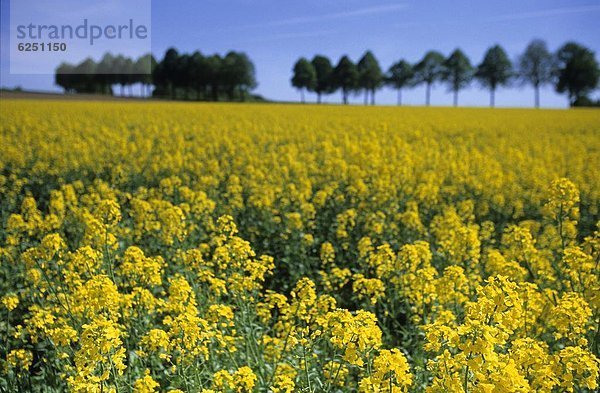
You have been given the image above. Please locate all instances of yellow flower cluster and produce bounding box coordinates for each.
[1,100,599,392]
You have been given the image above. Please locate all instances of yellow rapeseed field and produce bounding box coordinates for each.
[1,99,599,392]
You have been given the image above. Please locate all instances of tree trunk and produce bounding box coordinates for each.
[534,84,540,108]
[490,88,495,108]
[364,90,368,105]
[453,90,458,107]
[301,89,305,104]
[317,93,322,104]
[569,91,575,107]
[342,89,348,105]
[426,83,431,106]
[371,89,375,105]
[397,89,402,106]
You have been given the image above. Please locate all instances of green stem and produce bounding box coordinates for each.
[303,343,312,392]
[104,225,116,282]
[464,364,469,393]
[558,205,565,251]
[266,299,302,388]
[326,356,344,393]
[107,355,121,393]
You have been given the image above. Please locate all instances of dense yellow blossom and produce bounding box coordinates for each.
[367,348,412,391]
[1,101,599,392]
[1,294,19,311]
[133,371,160,393]
[352,273,386,305]
[6,349,33,371]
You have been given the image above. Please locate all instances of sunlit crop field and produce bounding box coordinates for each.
[1,100,599,392]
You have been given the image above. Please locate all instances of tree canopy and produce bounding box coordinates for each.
[518,39,555,108]
[413,51,445,106]
[442,49,474,106]
[332,56,358,105]
[475,45,513,107]
[311,55,335,104]
[385,60,414,105]
[291,43,598,106]
[54,40,599,107]
[357,51,383,105]
[54,48,258,101]
[291,58,317,103]
[555,42,599,106]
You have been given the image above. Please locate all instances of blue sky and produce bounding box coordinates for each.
[1,0,600,107]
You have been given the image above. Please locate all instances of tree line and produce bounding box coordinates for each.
[56,54,155,96]
[55,48,258,101]
[291,40,599,107]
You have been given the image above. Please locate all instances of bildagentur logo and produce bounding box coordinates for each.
[10,0,151,74]
[15,19,149,46]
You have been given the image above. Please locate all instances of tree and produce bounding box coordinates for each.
[236,52,257,101]
[555,42,599,106]
[175,53,193,99]
[190,51,209,100]
[332,56,358,104]
[291,58,317,103]
[206,54,223,101]
[134,54,156,97]
[125,57,136,96]
[220,52,238,100]
[73,58,98,93]
[55,63,75,93]
[357,51,383,105]
[54,48,257,102]
[156,48,180,99]
[475,45,512,107]
[518,39,555,108]
[221,51,257,101]
[96,53,116,95]
[152,57,166,97]
[145,54,157,97]
[311,55,334,104]
[442,49,473,106]
[386,60,414,105]
[115,56,134,96]
[413,51,445,106]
